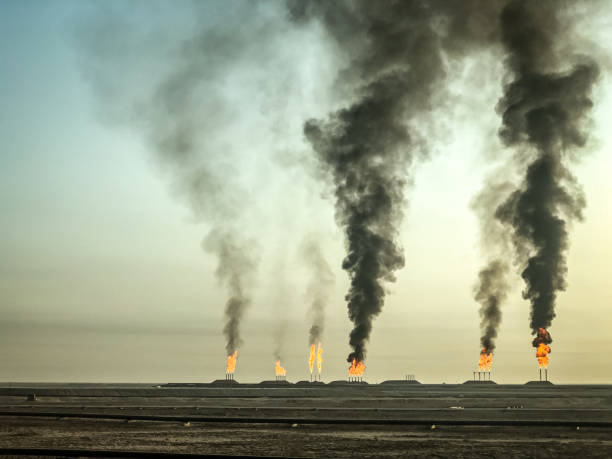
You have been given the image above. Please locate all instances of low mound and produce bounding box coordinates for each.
[328,380,369,385]
[524,380,554,386]
[380,379,422,385]
[258,380,292,386]
[463,380,497,385]
[210,379,240,386]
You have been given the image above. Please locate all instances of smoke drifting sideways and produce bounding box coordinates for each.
[288,0,504,364]
[300,237,335,346]
[73,3,300,358]
[494,0,600,347]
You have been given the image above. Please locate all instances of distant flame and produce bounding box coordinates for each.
[348,359,365,377]
[226,350,238,374]
[478,348,492,371]
[532,327,552,368]
[316,343,323,374]
[275,360,286,377]
[308,344,316,374]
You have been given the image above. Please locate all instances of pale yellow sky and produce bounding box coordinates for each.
[0,1,610,384]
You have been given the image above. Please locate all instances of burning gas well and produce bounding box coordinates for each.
[475,348,492,381]
[225,351,237,381]
[348,359,365,382]
[308,344,323,381]
[533,328,552,381]
[533,328,552,368]
[275,360,286,382]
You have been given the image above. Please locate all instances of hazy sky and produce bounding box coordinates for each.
[1,0,611,384]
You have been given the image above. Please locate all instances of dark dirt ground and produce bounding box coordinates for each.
[1,416,611,458]
[1,383,611,458]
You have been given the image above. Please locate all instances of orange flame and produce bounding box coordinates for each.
[226,350,238,374]
[308,344,316,374]
[478,349,493,371]
[348,359,365,377]
[275,360,286,376]
[316,343,323,374]
[533,327,552,368]
[536,343,551,368]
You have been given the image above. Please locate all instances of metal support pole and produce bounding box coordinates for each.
[539,368,542,381]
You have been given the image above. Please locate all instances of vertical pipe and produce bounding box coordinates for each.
[539,368,542,381]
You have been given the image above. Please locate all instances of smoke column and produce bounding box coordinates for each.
[74,4,278,360]
[494,0,600,347]
[289,1,503,363]
[472,180,515,355]
[301,237,335,346]
[133,34,261,361]
[475,260,509,354]
[204,231,258,356]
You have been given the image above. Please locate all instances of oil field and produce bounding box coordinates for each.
[2,0,612,457]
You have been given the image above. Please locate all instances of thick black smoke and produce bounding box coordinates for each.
[300,237,335,345]
[475,260,509,353]
[472,180,515,354]
[289,1,503,363]
[494,0,600,343]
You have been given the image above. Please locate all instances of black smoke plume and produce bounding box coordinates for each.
[301,237,335,345]
[494,0,600,344]
[289,1,503,363]
[532,327,552,348]
[475,260,509,353]
[472,180,515,354]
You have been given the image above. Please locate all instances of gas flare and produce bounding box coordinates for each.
[532,328,552,368]
[308,344,316,374]
[536,343,551,368]
[226,350,238,374]
[316,343,323,375]
[478,349,493,372]
[348,359,365,377]
[275,360,286,377]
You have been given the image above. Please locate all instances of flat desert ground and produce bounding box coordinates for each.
[0,381,611,458]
